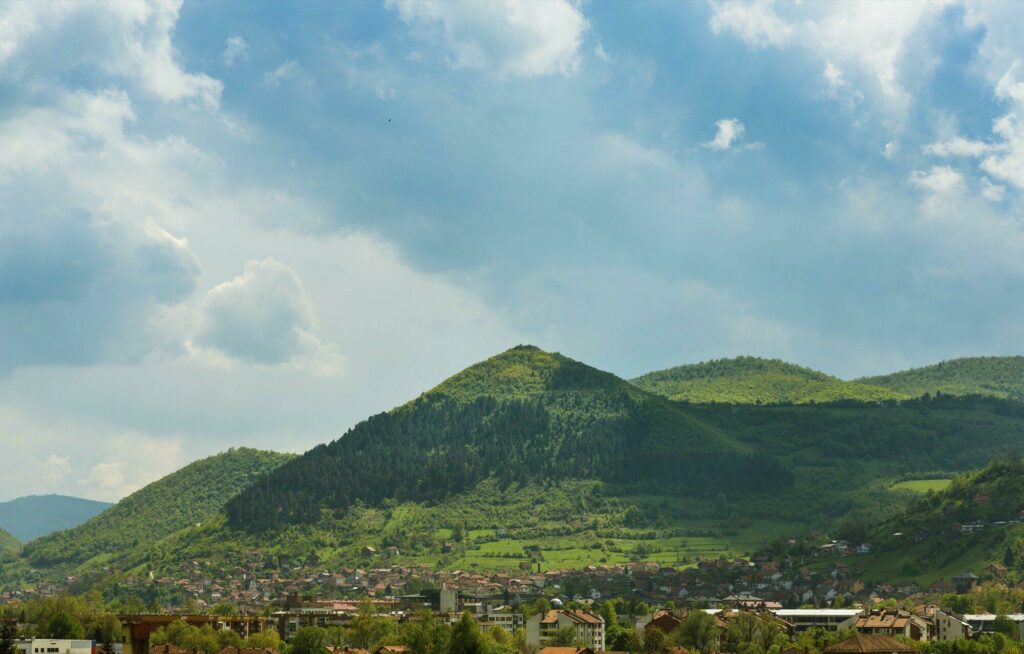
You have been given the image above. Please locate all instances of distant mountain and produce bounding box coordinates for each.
[0,494,112,542]
[631,356,906,404]
[858,356,1024,402]
[0,527,18,559]
[22,448,293,571]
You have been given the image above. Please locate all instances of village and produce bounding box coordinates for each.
[3,539,1019,654]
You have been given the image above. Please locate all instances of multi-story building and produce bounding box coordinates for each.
[526,610,604,652]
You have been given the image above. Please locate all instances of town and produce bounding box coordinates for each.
[3,544,1023,654]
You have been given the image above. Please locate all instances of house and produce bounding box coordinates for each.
[527,610,606,652]
[854,609,930,641]
[537,649,595,654]
[372,647,407,654]
[823,634,917,654]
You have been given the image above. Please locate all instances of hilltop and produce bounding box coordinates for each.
[631,356,905,404]
[859,356,1024,402]
[0,494,112,542]
[21,448,293,572]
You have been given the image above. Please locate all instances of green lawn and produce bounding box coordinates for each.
[891,479,952,493]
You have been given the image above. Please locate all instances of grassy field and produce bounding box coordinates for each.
[891,479,952,493]
[424,519,805,572]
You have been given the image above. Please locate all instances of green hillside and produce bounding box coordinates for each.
[859,356,1024,401]
[631,356,906,404]
[840,458,1024,585]
[21,448,293,571]
[13,347,1024,589]
[0,527,18,559]
[0,494,112,542]
[195,347,1024,574]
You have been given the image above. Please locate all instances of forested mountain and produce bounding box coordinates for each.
[0,527,18,559]
[859,356,1024,402]
[226,346,788,531]
[12,347,1024,585]
[21,448,293,570]
[210,347,1024,566]
[0,494,112,542]
[631,356,905,404]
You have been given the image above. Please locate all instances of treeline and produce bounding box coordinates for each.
[226,394,792,531]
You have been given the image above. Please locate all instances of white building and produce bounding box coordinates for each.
[17,640,95,654]
[773,609,862,633]
[526,609,605,651]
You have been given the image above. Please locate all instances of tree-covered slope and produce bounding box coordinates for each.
[842,457,1024,584]
[0,527,18,560]
[22,448,293,569]
[859,356,1024,402]
[226,346,788,532]
[631,356,905,404]
[0,494,112,542]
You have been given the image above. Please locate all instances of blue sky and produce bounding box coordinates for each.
[1,0,1023,501]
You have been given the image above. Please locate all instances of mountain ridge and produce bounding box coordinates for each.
[0,494,112,542]
[632,354,1024,405]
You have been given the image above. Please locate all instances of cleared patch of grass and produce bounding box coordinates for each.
[891,479,952,493]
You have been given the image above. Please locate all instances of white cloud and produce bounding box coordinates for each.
[263,60,299,87]
[45,454,71,485]
[709,0,940,111]
[924,136,993,157]
[221,35,249,66]
[705,118,747,151]
[922,63,1024,192]
[193,258,342,375]
[910,165,964,194]
[981,177,1006,202]
[708,0,795,48]
[0,0,222,108]
[386,0,588,77]
[882,141,898,159]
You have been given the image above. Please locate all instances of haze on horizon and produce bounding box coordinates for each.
[1,0,1023,503]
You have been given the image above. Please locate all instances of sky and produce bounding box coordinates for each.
[1,0,1024,502]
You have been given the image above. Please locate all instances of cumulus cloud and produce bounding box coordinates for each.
[193,258,342,374]
[708,0,795,48]
[922,63,1024,192]
[386,0,588,77]
[709,0,939,111]
[0,0,222,108]
[910,165,964,194]
[221,35,249,66]
[0,207,201,370]
[704,118,762,151]
[981,177,1006,202]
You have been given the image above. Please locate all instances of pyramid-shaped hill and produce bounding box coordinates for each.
[225,346,785,531]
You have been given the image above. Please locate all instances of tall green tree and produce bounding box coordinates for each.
[47,612,84,639]
[449,612,485,654]
[290,627,327,654]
